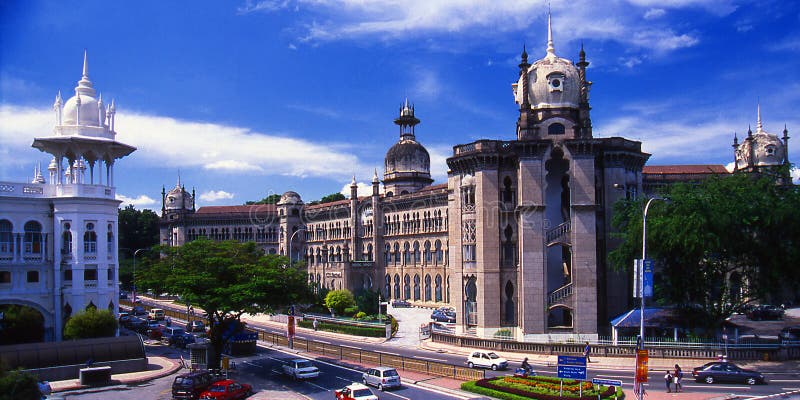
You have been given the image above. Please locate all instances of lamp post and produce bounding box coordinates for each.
[132,248,147,303]
[288,228,307,266]
[637,197,665,400]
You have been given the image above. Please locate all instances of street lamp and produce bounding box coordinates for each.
[288,228,306,266]
[637,196,665,400]
[132,248,147,303]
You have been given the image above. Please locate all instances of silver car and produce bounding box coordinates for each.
[362,366,401,391]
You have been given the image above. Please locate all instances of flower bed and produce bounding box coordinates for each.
[461,376,623,400]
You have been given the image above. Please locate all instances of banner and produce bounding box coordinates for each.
[288,315,295,338]
[635,349,649,382]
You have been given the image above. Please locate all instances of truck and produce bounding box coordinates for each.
[282,359,320,380]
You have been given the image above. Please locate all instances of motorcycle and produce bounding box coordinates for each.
[513,367,536,378]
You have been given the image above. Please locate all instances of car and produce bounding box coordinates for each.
[362,366,401,391]
[187,320,206,333]
[132,305,147,316]
[126,316,149,333]
[430,322,454,334]
[198,379,253,400]
[431,309,456,323]
[746,304,784,320]
[780,326,800,341]
[691,362,766,385]
[466,351,509,370]
[172,371,219,400]
[391,299,411,308]
[282,358,320,380]
[164,327,195,348]
[118,312,132,324]
[148,308,166,321]
[334,383,378,400]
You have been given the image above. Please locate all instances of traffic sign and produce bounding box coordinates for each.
[558,365,587,380]
[635,349,649,382]
[558,355,587,366]
[592,378,622,387]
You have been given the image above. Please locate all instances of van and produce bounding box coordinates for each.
[148,308,165,321]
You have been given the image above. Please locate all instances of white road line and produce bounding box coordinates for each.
[315,340,331,344]
[382,352,401,356]
[683,384,752,390]
[243,360,264,368]
[336,376,354,383]
[770,380,800,383]
[594,374,629,379]
[305,381,329,391]
[414,356,448,362]
[381,391,411,400]
[781,387,800,391]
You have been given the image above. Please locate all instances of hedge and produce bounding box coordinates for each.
[462,377,622,400]
[298,319,385,337]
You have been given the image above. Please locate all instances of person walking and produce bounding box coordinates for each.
[674,364,683,392]
[664,370,673,392]
[583,341,591,363]
[313,318,319,331]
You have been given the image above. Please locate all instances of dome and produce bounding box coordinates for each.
[62,93,102,126]
[385,139,431,175]
[735,107,787,170]
[165,184,193,211]
[278,191,303,205]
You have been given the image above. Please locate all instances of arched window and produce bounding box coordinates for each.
[0,220,13,254]
[503,176,514,204]
[367,243,373,261]
[403,242,410,264]
[107,223,114,255]
[424,241,432,264]
[62,230,73,255]
[385,274,391,299]
[24,221,42,254]
[435,240,443,264]
[434,274,443,302]
[384,244,391,264]
[393,274,401,299]
[504,281,516,325]
[403,274,411,300]
[413,241,420,264]
[393,243,400,263]
[424,274,432,301]
[548,122,565,135]
[413,274,421,300]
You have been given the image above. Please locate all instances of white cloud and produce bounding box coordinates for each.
[200,190,235,202]
[240,0,722,56]
[769,36,800,52]
[339,181,380,198]
[620,56,643,68]
[116,193,157,207]
[205,160,264,172]
[426,144,451,182]
[643,8,666,19]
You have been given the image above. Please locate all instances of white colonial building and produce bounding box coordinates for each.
[0,52,135,341]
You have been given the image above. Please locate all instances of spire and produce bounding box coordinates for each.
[75,50,95,96]
[372,168,380,184]
[31,163,45,184]
[351,175,357,186]
[177,170,181,188]
[546,8,556,57]
[733,131,738,146]
[747,124,752,137]
[82,49,89,79]
[756,103,763,133]
[521,44,528,64]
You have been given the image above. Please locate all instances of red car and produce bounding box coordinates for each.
[198,379,253,400]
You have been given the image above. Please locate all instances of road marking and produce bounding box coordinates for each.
[684,384,752,390]
[414,356,448,362]
[243,361,263,368]
[305,381,329,391]
[336,376,354,383]
[771,380,800,383]
[594,374,629,379]
[381,391,411,400]
[315,340,330,344]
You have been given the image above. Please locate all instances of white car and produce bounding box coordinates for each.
[334,382,378,400]
[466,351,509,370]
[282,358,320,379]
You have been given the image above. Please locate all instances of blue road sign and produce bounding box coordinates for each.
[557,355,587,366]
[592,378,622,387]
[642,258,654,298]
[558,365,587,380]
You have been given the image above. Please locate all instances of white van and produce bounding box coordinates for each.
[148,308,165,321]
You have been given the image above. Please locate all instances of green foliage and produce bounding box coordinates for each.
[610,173,800,330]
[63,308,117,339]
[387,314,398,335]
[136,239,313,368]
[320,192,346,203]
[117,205,160,289]
[297,319,385,337]
[462,377,618,400]
[494,328,513,339]
[245,194,281,205]
[0,305,44,345]
[324,289,356,315]
[0,369,41,400]
[344,306,359,316]
[354,289,380,315]
[354,311,368,320]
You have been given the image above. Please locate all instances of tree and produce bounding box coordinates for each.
[319,192,346,204]
[136,239,313,368]
[63,308,118,339]
[118,205,160,290]
[0,305,44,345]
[325,289,355,315]
[354,289,380,315]
[0,368,40,400]
[245,194,281,205]
[610,173,800,331]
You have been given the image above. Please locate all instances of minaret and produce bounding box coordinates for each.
[732,132,739,172]
[350,176,358,262]
[756,103,764,133]
[31,163,45,184]
[517,45,534,140]
[577,42,593,138]
[783,125,790,166]
[109,99,116,132]
[546,10,556,58]
[161,186,166,213]
[53,91,63,126]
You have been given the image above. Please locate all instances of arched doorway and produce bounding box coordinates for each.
[0,304,45,344]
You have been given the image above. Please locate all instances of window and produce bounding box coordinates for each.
[62,228,72,255]
[0,220,12,254]
[24,221,42,254]
[84,269,97,281]
[84,223,97,253]
[403,242,410,264]
[424,241,432,264]
[463,244,476,262]
[0,271,10,283]
[403,274,411,300]
[424,274,432,302]
[64,269,72,281]
[393,274,400,299]
[435,241,443,264]
[413,274,421,300]
[548,123,565,135]
[435,275,443,302]
[27,270,39,283]
[107,224,114,254]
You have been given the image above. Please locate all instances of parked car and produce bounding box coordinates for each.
[466,351,509,370]
[132,305,147,316]
[164,326,195,348]
[282,358,320,380]
[198,379,253,400]
[118,312,132,324]
[148,308,166,321]
[172,370,219,400]
[127,316,149,333]
[187,320,206,333]
[431,309,456,323]
[780,326,800,341]
[746,304,784,320]
[362,366,401,391]
[430,322,454,334]
[334,383,378,400]
[692,362,766,385]
[391,299,411,308]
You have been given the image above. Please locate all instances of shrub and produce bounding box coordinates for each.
[324,290,355,315]
[0,369,41,400]
[64,308,118,339]
[494,328,513,339]
[462,376,618,400]
[344,306,359,316]
[354,311,368,320]
[386,314,398,335]
[298,319,384,337]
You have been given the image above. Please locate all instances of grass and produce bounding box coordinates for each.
[461,376,624,400]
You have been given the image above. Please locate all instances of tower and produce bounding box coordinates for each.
[383,100,434,196]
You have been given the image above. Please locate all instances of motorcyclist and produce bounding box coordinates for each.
[521,357,532,374]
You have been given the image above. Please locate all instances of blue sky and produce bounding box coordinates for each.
[1,0,799,210]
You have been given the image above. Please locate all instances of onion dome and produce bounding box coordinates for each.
[62,51,103,127]
[277,191,303,205]
[735,105,788,170]
[165,180,193,211]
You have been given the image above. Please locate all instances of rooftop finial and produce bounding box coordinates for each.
[546,6,555,57]
[351,175,357,186]
[756,103,763,133]
[82,49,89,79]
[373,168,380,183]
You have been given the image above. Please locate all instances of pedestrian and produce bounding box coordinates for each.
[166,316,172,327]
[38,379,52,399]
[313,318,318,331]
[664,370,673,392]
[583,341,591,363]
[674,364,683,392]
